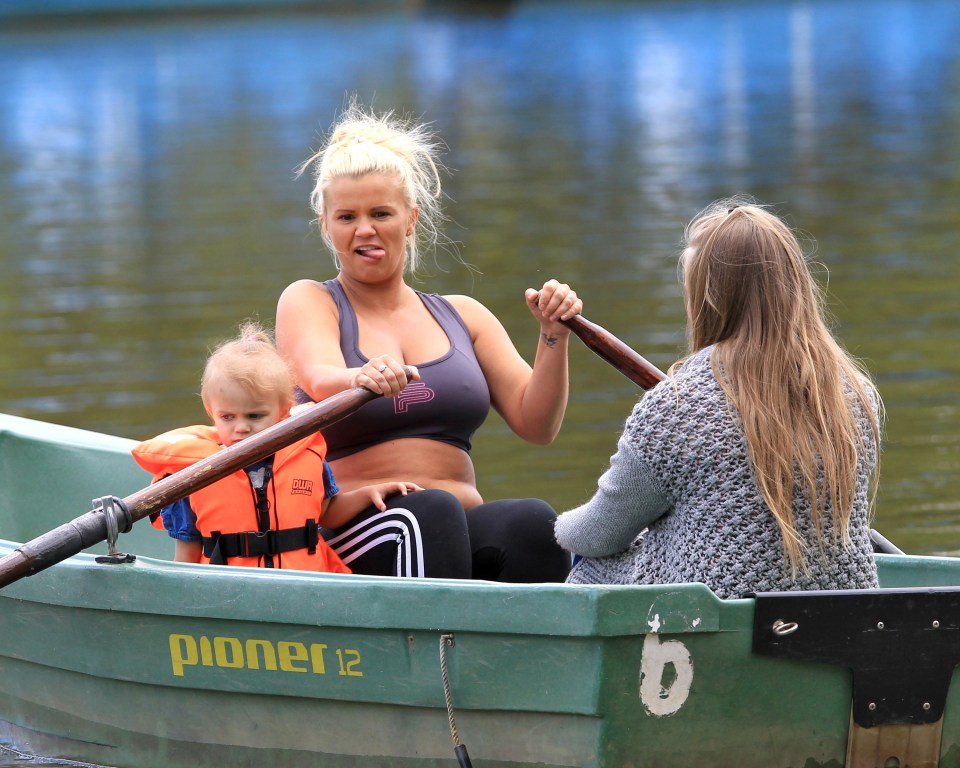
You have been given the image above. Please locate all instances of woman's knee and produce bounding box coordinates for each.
[387,488,471,579]
[467,498,558,542]
[389,489,467,532]
[467,498,569,583]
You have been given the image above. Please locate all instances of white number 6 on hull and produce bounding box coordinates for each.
[639,633,694,717]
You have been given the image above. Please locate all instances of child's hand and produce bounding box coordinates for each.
[367,481,424,511]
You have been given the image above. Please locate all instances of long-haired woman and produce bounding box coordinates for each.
[555,197,882,598]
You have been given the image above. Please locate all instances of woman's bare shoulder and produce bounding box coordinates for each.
[280,278,328,298]
[443,293,496,322]
[278,279,338,311]
[442,294,514,350]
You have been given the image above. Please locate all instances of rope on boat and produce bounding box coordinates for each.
[439,633,473,768]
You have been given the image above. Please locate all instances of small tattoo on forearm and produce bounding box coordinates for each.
[542,332,559,348]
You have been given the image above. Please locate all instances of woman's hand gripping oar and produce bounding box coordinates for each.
[0,375,410,590]
[532,288,666,390]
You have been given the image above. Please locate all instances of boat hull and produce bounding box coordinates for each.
[2,413,960,767]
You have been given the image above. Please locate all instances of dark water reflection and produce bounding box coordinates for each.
[1,0,959,578]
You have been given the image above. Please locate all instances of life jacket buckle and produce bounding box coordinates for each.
[246,529,278,557]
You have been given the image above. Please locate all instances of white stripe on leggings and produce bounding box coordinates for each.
[325,508,425,577]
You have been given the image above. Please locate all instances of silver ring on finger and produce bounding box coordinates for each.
[377,364,387,373]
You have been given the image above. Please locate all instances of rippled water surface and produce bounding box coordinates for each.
[2,0,960,764]
[1,0,959,573]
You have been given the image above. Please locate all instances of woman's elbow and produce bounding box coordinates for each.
[528,430,558,446]
[514,415,563,445]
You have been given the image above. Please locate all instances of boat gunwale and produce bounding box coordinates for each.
[0,541,726,638]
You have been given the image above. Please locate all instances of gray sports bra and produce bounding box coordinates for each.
[319,279,491,460]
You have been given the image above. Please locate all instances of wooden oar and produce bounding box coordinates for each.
[0,385,383,589]
[869,528,904,556]
[560,313,666,390]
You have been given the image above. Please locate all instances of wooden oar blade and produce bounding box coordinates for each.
[0,386,378,589]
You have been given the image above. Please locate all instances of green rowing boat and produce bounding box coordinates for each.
[2,411,959,768]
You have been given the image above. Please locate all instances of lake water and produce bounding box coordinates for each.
[2,0,959,554]
[2,0,959,556]
[1,0,959,764]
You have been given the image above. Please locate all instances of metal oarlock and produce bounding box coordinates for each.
[93,496,136,565]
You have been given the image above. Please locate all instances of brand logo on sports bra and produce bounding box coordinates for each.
[394,382,435,413]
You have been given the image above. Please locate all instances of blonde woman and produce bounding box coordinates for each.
[555,198,882,598]
[276,102,581,582]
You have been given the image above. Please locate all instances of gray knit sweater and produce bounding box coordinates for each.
[555,347,880,599]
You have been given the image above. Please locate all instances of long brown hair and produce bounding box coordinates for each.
[678,197,881,573]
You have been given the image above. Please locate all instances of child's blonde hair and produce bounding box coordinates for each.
[200,321,294,412]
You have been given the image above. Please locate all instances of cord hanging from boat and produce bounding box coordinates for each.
[439,633,473,768]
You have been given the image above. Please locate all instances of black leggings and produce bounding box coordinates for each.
[322,489,570,582]
[467,498,571,583]
[321,489,471,579]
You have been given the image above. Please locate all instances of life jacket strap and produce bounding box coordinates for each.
[203,519,319,566]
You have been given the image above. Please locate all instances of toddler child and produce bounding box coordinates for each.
[132,321,421,571]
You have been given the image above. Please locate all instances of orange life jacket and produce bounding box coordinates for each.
[131,425,350,573]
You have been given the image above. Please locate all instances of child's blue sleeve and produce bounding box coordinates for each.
[323,460,339,499]
[159,497,202,542]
